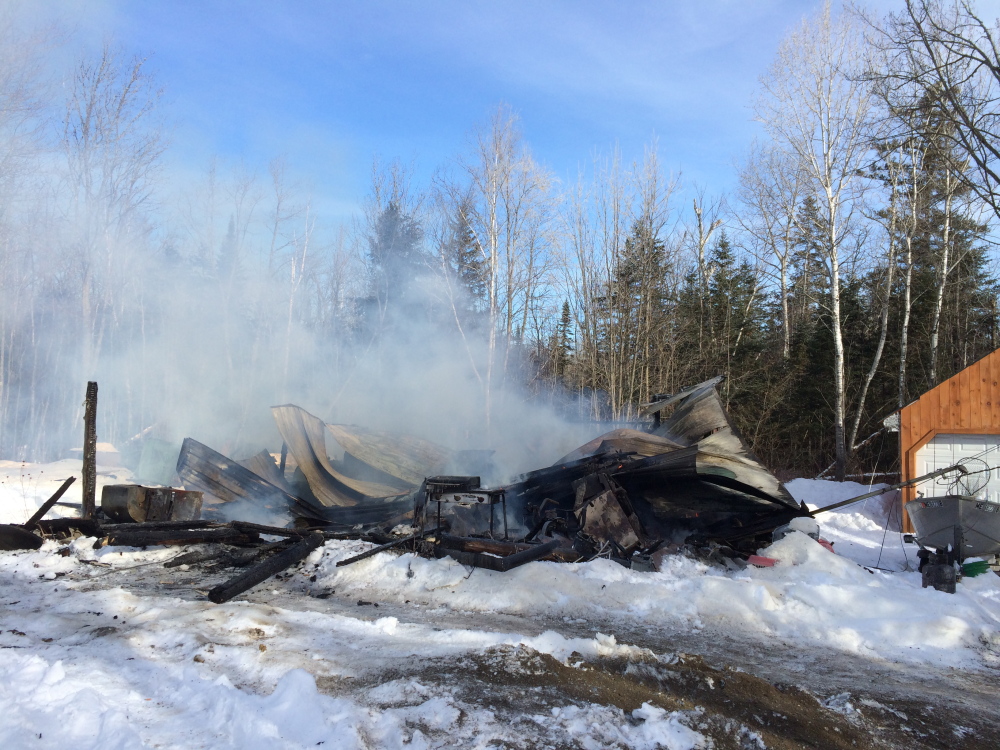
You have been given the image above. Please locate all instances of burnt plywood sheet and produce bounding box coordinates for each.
[271,405,408,506]
[324,423,452,487]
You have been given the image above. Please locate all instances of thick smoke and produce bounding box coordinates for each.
[0,12,606,476]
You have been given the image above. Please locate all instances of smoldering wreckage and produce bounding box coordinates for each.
[2,376,985,603]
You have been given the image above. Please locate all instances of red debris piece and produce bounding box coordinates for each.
[817,539,835,554]
[747,555,778,567]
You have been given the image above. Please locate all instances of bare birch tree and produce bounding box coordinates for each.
[443,105,555,427]
[755,4,874,479]
[63,42,163,378]
[737,143,806,359]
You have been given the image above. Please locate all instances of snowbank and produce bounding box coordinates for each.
[2,470,999,747]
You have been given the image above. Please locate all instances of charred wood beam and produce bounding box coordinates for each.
[165,538,295,569]
[436,534,580,563]
[433,539,562,572]
[34,517,102,538]
[99,527,258,548]
[82,382,98,519]
[0,524,43,550]
[100,520,220,533]
[231,520,374,541]
[208,532,324,604]
[164,547,232,568]
[25,477,76,528]
[335,530,428,568]
[230,538,297,567]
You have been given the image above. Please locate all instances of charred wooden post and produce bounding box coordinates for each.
[81,382,98,519]
[25,477,76,527]
[279,441,288,474]
[208,532,324,604]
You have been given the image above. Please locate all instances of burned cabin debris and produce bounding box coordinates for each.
[2,376,814,601]
[101,484,203,523]
[166,377,806,576]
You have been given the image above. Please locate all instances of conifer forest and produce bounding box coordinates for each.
[2,1,1000,482]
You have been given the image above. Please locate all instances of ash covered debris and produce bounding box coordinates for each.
[0,376,811,604]
[172,376,809,573]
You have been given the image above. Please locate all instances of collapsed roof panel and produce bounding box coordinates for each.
[177,438,296,510]
[238,449,298,496]
[324,423,452,487]
[555,428,685,464]
[272,405,408,506]
[176,436,412,529]
[652,380,797,509]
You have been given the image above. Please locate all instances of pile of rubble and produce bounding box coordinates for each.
[2,377,812,602]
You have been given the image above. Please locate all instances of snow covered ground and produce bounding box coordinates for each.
[1,462,999,748]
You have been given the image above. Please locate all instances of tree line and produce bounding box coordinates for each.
[1,1,998,481]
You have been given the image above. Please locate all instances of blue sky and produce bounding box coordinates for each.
[42,0,926,223]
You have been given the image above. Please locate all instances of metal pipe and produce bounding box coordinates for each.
[810,463,968,516]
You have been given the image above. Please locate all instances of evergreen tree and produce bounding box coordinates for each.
[555,299,573,379]
[440,196,487,325]
[593,219,673,415]
[366,201,426,311]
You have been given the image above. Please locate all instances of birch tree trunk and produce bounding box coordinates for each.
[755,5,873,480]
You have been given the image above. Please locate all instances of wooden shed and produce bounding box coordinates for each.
[899,348,1000,532]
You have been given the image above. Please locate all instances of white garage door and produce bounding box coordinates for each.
[914,433,1000,502]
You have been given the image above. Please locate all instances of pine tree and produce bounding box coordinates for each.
[441,196,487,325]
[556,299,573,378]
[367,201,426,310]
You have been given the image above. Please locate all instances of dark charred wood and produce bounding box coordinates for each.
[100,527,258,548]
[230,538,296,566]
[82,382,98,519]
[100,520,221,533]
[208,532,324,604]
[335,530,426,567]
[0,524,43,550]
[230,521,310,538]
[436,534,579,563]
[25,477,77,527]
[433,539,562,572]
[164,539,293,569]
[164,547,231,568]
[34,517,102,538]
